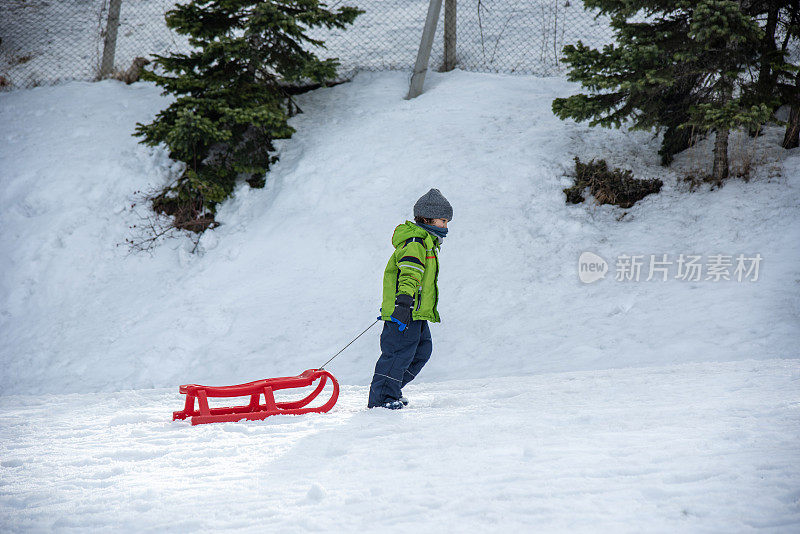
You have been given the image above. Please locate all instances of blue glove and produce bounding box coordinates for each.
[390,294,414,332]
[390,316,408,331]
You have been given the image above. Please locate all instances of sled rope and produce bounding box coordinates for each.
[319,318,380,369]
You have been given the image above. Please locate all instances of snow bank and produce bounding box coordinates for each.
[1,71,799,396]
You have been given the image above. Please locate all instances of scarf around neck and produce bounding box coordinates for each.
[415,222,448,242]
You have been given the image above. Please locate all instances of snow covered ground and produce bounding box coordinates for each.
[1,70,799,531]
[1,359,798,531]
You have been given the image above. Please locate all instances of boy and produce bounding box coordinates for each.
[368,188,452,409]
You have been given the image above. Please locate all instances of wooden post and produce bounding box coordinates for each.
[99,0,123,79]
[443,0,456,71]
[406,0,444,99]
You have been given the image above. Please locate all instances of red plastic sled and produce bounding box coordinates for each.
[172,369,339,425]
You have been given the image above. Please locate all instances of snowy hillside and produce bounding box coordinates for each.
[1,71,799,531]
[1,71,798,395]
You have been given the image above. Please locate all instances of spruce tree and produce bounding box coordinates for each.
[741,1,799,149]
[552,1,771,182]
[134,1,361,230]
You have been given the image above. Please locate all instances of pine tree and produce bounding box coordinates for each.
[134,1,361,230]
[740,1,800,149]
[552,1,771,182]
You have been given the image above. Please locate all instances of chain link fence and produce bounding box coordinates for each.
[0,0,613,91]
[0,0,187,89]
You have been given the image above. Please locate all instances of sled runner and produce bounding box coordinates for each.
[172,369,339,425]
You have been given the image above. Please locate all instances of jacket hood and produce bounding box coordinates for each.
[391,221,435,248]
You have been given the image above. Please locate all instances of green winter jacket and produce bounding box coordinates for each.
[381,221,441,323]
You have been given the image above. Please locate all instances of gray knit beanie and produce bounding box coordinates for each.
[413,188,453,221]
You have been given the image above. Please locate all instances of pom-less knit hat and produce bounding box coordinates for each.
[413,188,453,221]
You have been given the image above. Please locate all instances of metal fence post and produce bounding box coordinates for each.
[99,0,123,79]
[406,0,443,99]
[443,0,456,71]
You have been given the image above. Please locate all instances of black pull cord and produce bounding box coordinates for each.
[319,318,381,370]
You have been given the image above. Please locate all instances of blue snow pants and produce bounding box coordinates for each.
[367,319,432,408]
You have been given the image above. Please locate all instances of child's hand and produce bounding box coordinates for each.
[390,294,414,331]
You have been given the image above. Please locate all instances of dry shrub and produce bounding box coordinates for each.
[564,157,663,208]
[151,193,218,234]
[123,188,218,254]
